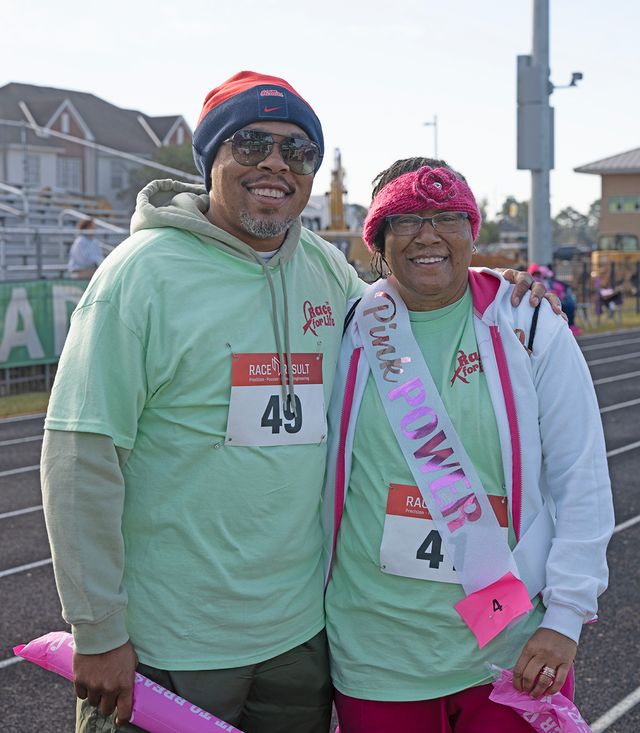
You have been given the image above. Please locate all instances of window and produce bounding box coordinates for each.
[608,196,640,213]
[56,157,82,192]
[176,126,185,145]
[598,234,639,252]
[25,155,41,187]
[61,113,70,134]
[110,161,127,190]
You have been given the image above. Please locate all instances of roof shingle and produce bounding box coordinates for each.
[0,82,190,154]
[575,147,640,175]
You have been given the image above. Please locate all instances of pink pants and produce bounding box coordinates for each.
[334,671,574,733]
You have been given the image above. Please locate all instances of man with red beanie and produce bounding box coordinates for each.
[41,71,548,733]
[41,70,361,733]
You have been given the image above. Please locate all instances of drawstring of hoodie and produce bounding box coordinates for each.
[250,253,297,418]
[279,267,297,416]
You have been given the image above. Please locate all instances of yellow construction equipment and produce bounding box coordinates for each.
[321,149,370,272]
[329,148,346,231]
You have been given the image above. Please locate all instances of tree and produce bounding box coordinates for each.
[587,199,600,234]
[552,206,595,247]
[476,197,500,245]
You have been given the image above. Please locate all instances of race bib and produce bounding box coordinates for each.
[225,353,326,446]
[380,483,509,584]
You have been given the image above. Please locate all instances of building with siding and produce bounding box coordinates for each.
[0,83,192,208]
[575,147,640,250]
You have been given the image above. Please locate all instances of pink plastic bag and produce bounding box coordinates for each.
[489,667,593,732]
[14,631,243,732]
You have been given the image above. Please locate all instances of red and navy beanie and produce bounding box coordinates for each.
[192,70,324,191]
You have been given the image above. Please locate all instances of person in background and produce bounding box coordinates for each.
[323,157,613,733]
[529,262,579,335]
[42,71,552,733]
[550,269,579,335]
[67,218,105,279]
[598,285,624,325]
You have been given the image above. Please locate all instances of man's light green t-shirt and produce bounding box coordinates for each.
[45,224,363,669]
[325,288,544,700]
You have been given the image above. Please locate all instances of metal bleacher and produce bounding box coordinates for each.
[0,184,129,280]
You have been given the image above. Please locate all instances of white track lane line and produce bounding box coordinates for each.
[591,686,640,732]
[607,441,640,458]
[0,465,39,478]
[0,656,22,670]
[581,336,640,352]
[593,370,640,386]
[0,435,43,448]
[578,327,640,342]
[0,505,42,520]
[613,514,640,535]
[0,413,46,424]
[600,398,640,414]
[0,558,52,579]
[588,351,640,367]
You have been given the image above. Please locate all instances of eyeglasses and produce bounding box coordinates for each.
[222,129,321,175]
[386,212,469,236]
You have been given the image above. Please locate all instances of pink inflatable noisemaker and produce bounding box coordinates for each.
[14,631,243,732]
[490,667,593,732]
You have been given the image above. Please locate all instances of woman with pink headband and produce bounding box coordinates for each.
[322,158,613,732]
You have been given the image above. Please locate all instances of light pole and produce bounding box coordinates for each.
[424,115,438,158]
[517,0,582,265]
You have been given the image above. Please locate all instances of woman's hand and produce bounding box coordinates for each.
[500,268,566,318]
[512,628,577,699]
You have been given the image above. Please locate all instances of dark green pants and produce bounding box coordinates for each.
[76,629,332,733]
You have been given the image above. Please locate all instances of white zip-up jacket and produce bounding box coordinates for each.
[323,269,614,644]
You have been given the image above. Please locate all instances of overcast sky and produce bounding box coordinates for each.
[3,0,638,217]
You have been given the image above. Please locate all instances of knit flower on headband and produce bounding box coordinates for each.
[415,168,457,204]
[362,165,482,250]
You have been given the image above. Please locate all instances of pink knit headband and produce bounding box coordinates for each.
[362,166,482,251]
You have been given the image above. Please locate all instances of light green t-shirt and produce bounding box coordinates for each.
[325,288,544,700]
[46,224,364,669]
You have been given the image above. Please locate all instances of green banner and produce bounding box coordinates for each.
[0,279,88,368]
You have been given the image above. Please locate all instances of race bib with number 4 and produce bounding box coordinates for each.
[225,353,326,447]
[380,483,509,584]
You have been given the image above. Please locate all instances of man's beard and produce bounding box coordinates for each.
[239,212,294,240]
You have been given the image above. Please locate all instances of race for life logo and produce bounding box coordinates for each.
[450,349,483,386]
[302,300,335,336]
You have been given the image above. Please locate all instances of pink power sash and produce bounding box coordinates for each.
[356,281,532,647]
[14,631,243,732]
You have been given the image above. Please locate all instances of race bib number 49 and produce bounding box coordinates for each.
[380,483,509,584]
[225,353,326,447]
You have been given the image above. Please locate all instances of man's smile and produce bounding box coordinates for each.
[248,187,287,199]
[243,177,294,206]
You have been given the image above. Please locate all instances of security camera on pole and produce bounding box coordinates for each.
[517,0,582,266]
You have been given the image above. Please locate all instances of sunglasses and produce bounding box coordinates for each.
[223,129,321,175]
